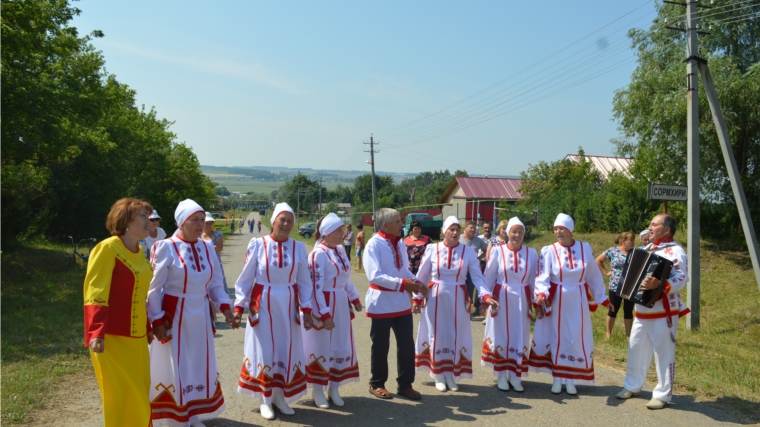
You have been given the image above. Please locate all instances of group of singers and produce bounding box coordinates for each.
[84,198,689,426]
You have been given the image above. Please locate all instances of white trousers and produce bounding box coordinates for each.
[623,316,678,402]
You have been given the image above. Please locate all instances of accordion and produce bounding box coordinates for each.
[615,248,673,308]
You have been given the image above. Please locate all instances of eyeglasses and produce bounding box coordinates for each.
[150,219,160,222]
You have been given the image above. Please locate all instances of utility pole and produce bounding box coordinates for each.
[296,189,306,229]
[318,178,323,217]
[364,135,379,232]
[685,0,701,330]
[665,1,760,329]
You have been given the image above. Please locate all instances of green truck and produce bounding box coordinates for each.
[402,213,443,240]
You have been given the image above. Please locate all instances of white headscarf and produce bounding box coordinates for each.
[554,213,574,233]
[270,202,295,225]
[175,199,204,228]
[441,216,460,233]
[318,213,344,243]
[639,229,651,238]
[506,216,525,233]
[204,212,215,223]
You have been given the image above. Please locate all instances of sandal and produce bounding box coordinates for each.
[369,384,393,399]
[397,387,422,400]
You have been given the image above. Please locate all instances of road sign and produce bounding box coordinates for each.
[648,183,688,201]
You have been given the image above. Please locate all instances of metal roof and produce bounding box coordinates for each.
[439,177,524,203]
[565,154,632,180]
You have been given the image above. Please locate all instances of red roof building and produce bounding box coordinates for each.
[565,154,632,179]
[438,177,524,224]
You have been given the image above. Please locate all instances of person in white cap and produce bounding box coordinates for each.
[639,229,651,247]
[412,216,485,392]
[202,212,229,299]
[141,209,166,259]
[479,216,538,392]
[364,208,428,401]
[617,214,690,410]
[302,213,363,409]
[147,199,239,427]
[530,213,609,396]
[233,202,317,420]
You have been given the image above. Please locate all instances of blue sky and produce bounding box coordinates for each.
[72,1,662,176]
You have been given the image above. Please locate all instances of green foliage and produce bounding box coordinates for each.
[277,172,327,214]
[1,0,215,244]
[612,0,760,243]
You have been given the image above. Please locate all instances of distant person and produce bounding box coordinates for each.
[460,220,488,318]
[141,210,166,259]
[249,218,254,233]
[343,223,355,262]
[403,220,430,275]
[479,220,496,244]
[483,219,509,263]
[230,218,236,235]
[203,212,229,297]
[596,232,635,339]
[354,223,366,271]
[239,218,244,233]
[84,198,154,426]
[257,220,262,233]
[617,214,690,410]
[639,229,651,247]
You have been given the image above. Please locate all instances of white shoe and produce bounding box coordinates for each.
[312,389,329,409]
[445,376,459,392]
[509,375,524,392]
[435,380,447,392]
[565,379,577,395]
[273,394,295,416]
[646,397,667,410]
[259,404,275,420]
[328,386,344,407]
[497,376,510,391]
[551,378,562,394]
[616,388,639,399]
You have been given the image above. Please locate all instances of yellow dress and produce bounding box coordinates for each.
[84,236,153,426]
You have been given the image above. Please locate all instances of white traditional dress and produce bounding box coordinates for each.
[413,242,485,382]
[529,240,608,384]
[147,235,231,426]
[234,235,314,405]
[624,238,690,402]
[303,243,361,390]
[480,242,537,381]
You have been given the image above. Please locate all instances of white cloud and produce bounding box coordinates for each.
[98,40,309,95]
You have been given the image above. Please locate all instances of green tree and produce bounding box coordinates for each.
[612,0,760,241]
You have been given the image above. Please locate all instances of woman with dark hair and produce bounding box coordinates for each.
[84,198,154,426]
[404,220,431,275]
[596,232,635,338]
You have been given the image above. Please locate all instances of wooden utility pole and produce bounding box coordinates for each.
[364,135,379,232]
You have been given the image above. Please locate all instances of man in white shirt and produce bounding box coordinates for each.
[461,220,488,318]
[364,208,428,401]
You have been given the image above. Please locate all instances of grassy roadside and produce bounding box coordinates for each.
[1,239,94,425]
[524,230,760,423]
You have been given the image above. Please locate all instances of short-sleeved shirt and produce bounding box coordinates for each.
[603,246,629,292]
[461,235,489,258]
[343,230,355,247]
[403,235,431,275]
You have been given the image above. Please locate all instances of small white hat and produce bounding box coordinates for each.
[318,213,344,243]
[270,203,295,225]
[204,212,215,223]
[639,229,651,237]
[441,216,460,233]
[553,213,574,233]
[506,216,525,233]
[148,210,161,220]
[174,199,204,228]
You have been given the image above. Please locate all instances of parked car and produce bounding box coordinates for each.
[298,222,316,239]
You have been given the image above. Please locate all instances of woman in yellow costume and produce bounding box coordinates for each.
[84,198,155,426]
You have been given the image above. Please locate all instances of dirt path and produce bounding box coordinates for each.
[28,213,747,425]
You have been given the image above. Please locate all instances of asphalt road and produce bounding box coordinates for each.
[37,212,746,426]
